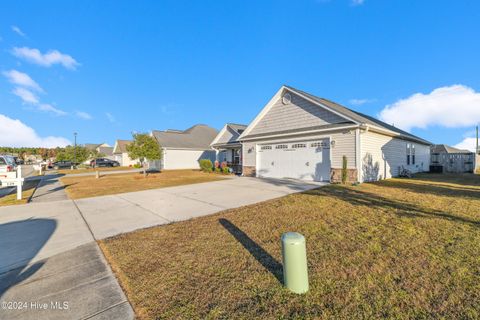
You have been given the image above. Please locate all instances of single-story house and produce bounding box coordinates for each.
[210,123,247,174]
[151,124,218,170]
[83,143,114,164]
[430,144,475,173]
[238,85,431,183]
[113,140,139,166]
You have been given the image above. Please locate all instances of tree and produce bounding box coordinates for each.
[56,146,90,164]
[127,133,162,177]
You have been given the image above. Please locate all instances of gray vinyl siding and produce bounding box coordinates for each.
[249,92,348,136]
[330,131,356,169]
[216,127,239,145]
[360,131,429,181]
[242,142,256,166]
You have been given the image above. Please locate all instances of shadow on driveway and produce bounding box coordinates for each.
[0,218,56,298]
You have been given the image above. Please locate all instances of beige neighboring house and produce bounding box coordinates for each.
[238,85,432,183]
[151,124,218,170]
[113,140,139,167]
[430,144,476,173]
[83,143,114,164]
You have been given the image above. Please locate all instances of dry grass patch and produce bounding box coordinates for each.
[100,174,480,319]
[0,179,41,206]
[61,169,227,199]
[56,166,135,175]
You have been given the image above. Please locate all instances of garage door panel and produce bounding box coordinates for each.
[257,139,330,182]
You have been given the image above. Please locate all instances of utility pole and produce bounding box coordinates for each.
[476,125,479,155]
[74,132,77,169]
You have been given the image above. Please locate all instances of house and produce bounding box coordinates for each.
[430,144,475,173]
[238,85,431,183]
[210,123,247,174]
[84,143,114,159]
[113,140,139,166]
[151,124,218,170]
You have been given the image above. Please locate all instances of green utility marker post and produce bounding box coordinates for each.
[281,232,309,294]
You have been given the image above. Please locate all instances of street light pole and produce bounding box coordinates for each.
[74,132,77,169]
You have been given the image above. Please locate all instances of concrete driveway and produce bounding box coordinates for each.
[74,177,325,239]
[0,177,324,319]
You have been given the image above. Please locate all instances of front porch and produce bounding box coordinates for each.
[212,143,242,175]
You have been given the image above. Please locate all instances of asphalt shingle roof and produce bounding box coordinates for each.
[114,140,132,154]
[431,144,472,154]
[152,124,218,149]
[283,86,431,145]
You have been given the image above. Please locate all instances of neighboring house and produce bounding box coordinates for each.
[238,85,431,183]
[210,123,247,174]
[113,140,139,166]
[84,143,114,159]
[430,144,475,173]
[151,124,218,170]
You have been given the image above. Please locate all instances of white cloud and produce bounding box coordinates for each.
[12,47,80,70]
[0,114,70,147]
[3,70,43,92]
[349,98,375,106]
[12,87,38,104]
[379,85,480,131]
[76,111,92,120]
[11,25,26,37]
[105,112,115,123]
[352,0,365,5]
[38,104,67,116]
[454,137,477,152]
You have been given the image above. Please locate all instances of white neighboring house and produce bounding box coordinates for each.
[238,85,431,183]
[113,140,139,167]
[151,124,218,170]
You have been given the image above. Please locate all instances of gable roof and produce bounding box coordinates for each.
[431,144,472,154]
[113,140,132,154]
[210,123,248,147]
[98,146,114,156]
[152,124,218,149]
[240,85,431,145]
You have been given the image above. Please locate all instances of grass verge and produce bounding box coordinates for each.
[61,169,227,199]
[56,166,135,175]
[0,179,41,206]
[100,173,480,319]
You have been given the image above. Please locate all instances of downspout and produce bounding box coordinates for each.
[356,128,361,182]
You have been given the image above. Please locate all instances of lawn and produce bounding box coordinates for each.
[99,174,480,319]
[0,179,41,206]
[60,169,227,199]
[56,166,135,175]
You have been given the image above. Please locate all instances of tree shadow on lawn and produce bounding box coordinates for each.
[304,186,480,228]
[219,218,283,284]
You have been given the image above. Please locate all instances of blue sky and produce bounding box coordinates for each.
[1,0,479,150]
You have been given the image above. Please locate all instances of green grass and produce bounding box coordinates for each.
[100,173,480,319]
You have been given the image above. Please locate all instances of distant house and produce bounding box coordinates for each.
[84,143,114,158]
[210,123,247,174]
[151,124,218,170]
[430,144,475,173]
[113,140,139,167]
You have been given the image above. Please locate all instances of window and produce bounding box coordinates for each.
[261,145,272,150]
[406,143,411,165]
[275,144,288,149]
[406,143,415,165]
[431,154,439,163]
[292,143,306,149]
[0,157,6,165]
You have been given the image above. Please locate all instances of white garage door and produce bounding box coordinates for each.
[257,139,331,182]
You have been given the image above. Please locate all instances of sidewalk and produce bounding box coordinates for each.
[29,174,68,203]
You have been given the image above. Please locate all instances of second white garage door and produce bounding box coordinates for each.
[257,139,331,182]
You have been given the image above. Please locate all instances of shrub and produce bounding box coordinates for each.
[214,160,220,169]
[215,167,221,173]
[133,163,142,169]
[222,166,230,174]
[341,155,348,184]
[199,159,213,172]
[220,161,228,169]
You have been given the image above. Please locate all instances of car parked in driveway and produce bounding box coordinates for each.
[90,158,120,168]
[51,160,76,170]
[0,155,17,173]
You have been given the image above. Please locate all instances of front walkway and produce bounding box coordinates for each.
[0,177,325,319]
[30,173,68,203]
